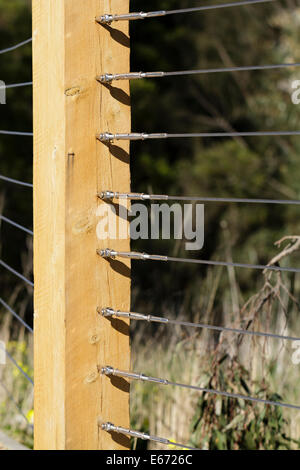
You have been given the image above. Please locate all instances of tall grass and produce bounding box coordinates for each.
[131,239,300,450]
[0,337,33,448]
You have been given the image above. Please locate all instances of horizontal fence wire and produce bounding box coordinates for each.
[100,191,300,206]
[102,367,300,411]
[97,0,274,24]
[0,37,32,55]
[0,343,33,386]
[0,297,33,334]
[0,29,34,432]
[0,174,33,188]
[0,130,33,137]
[167,0,274,15]
[0,381,33,429]
[3,82,33,90]
[101,422,196,450]
[0,215,33,236]
[98,131,300,142]
[0,260,33,287]
[99,62,300,83]
[101,308,300,342]
[98,249,300,274]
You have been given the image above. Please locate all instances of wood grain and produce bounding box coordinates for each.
[33,0,131,450]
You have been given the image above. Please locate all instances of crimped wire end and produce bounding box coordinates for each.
[98,190,115,200]
[97,248,118,259]
[97,132,151,142]
[99,190,152,201]
[96,72,165,83]
[101,366,115,376]
[96,74,114,84]
[96,15,114,25]
[100,307,170,324]
[98,250,169,262]
[96,11,166,24]
[101,422,115,432]
[100,422,197,449]
[97,132,115,142]
[101,366,170,386]
[100,307,115,317]
[101,422,151,441]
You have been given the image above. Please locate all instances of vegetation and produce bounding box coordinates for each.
[0,0,300,449]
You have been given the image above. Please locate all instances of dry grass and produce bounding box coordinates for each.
[131,239,300,449]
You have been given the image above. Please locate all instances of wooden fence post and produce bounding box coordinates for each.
[32,0,131,450]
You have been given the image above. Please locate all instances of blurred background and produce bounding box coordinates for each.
[1,0,300,450]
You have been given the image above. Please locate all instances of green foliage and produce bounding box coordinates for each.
[131,0,300,313]
[189,361,300,450]
[0,340,33,448]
